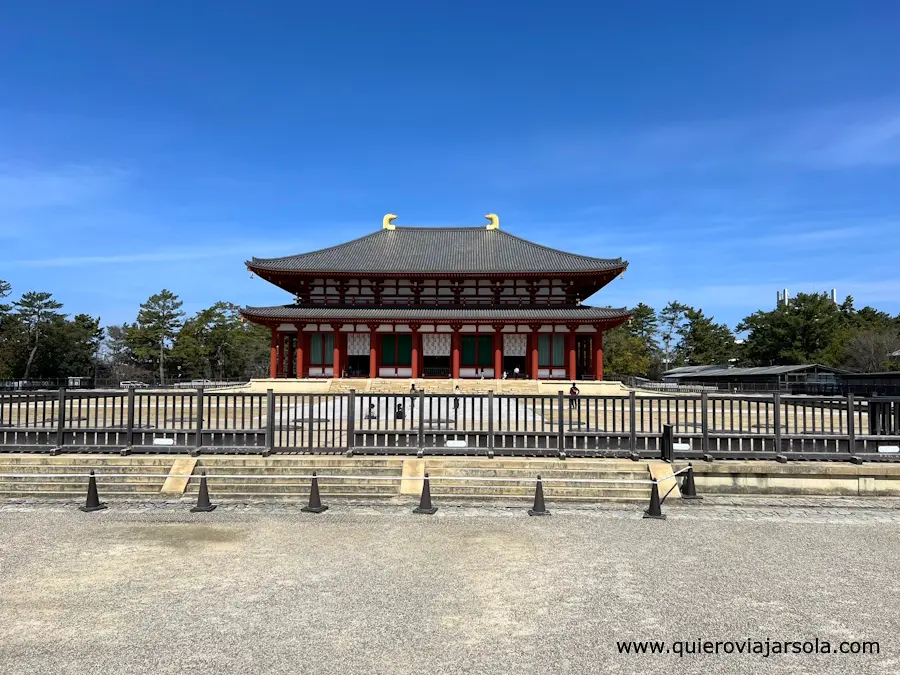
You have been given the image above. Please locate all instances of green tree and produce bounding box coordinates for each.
[603,324,652,377]
[0,280,24,379]
[659,301,689,371]
[0,280,10,314]
[53,314,104,377]
[738,292,846,366]
[629,303,658,341]
[13,291,65,379]
[172,302,271,380]
[126,290,184,383]
[676,308,736,365]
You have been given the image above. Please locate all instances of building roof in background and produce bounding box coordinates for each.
[246,226,628,275]
[663,364,849,378]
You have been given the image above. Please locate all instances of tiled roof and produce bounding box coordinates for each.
[241,304,631,323]
[246,226,627,274]
[663,364,849,378]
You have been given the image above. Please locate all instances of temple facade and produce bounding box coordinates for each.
[241,214,631,380]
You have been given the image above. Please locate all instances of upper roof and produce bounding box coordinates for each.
[247,226,627,275]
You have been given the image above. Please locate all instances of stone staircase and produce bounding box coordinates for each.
[0,454,172,499]
[328,378,372,394]
[422,458,650,502]
[185,456,651,503]
[185,456,405,501]
[0,454,655,504]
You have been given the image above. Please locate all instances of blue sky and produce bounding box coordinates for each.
[2,0,899,330]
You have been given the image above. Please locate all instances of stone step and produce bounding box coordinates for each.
[0,464,171,474]
[429,485,648,499]
[0,455,178,466]
[188,476,400,486]
[0,473,166,489]
[184,483,398,496]
[194,457,405,467]
[193,468,401,478]
[0,482,162,493]
[423,469,649,481]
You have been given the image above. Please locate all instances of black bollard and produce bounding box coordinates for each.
[79,470,107,512]
[413,473,437,514]
[643,482,666,520]
[302,471,329,513]
[680,463,702,500]
[190,471,217,512]
[527,475,550,516]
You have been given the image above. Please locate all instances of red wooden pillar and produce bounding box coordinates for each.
[367,324,379,378]
[276,333,286,378]
[411,326,420,379]
[593,330,604,381]
[529,325,540,379]
[492,326,503,379]
[331,324,343,378]
[566,326,577,381]
[451,326,461,379]
[269,327,278,379]
[293,324,306,378]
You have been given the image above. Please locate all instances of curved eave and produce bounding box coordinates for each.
[246,261,629,278]
[240,305,632,328]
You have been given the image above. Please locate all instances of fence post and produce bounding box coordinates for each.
[307,393,315,452]
[55,386,66,450]
[772,392,782,453]
[557,391,565,451]
[661,424,673,462]
[193,387,204,455]
[701,392,709,454]
[629,391,637,455]
[126,388,136,449]
[487,390,494,455]
[417,389,425,451]
[847,393,856,455]
[347,389,356,453]
[265,389,275,454]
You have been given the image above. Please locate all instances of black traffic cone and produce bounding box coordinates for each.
[528,475,550,516]
[302,471,328,513]
[681,463,702,501]
[413,473,437,514]
[190,471,217,512]
[79,470,107,512]
[643,481,666,520]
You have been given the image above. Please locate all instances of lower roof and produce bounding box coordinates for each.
[241,304,630,325]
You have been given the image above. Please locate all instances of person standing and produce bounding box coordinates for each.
[569,382,580,411]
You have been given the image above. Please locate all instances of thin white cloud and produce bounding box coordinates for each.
[481,99,900,187]
[0,164,129,212]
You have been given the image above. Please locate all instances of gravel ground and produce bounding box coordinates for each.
[1,501,898,675]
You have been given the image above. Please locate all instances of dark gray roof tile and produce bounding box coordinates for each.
[247,226,626,274]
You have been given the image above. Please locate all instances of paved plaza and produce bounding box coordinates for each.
[2,499,899,674]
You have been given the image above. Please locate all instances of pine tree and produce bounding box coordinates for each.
[13,291,65,379]
[127,290,184,384]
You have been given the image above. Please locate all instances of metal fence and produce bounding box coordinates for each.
[2,388,899,461]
